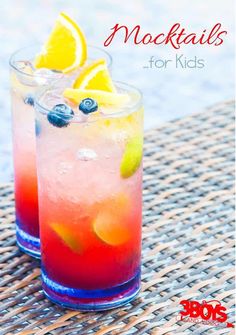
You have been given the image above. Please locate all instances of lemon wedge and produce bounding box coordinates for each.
[34,12,87,73]
[93,193,130,246]
[93,212,130,246]
[63,88,129,106]
[120,135,143,178]
[51,223,82,253]
[73,58,116,92]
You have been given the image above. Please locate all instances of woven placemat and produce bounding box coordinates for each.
[0,101,235,335]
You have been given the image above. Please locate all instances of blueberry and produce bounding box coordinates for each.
[47,104,74,128]
[35,120,41,136]
[79,98,98,114]
[24,94,34,106]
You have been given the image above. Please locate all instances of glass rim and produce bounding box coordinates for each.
[9,44,113,79]
[34,81,143,122]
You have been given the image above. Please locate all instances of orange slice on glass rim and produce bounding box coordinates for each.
[72,58,116,92]
[63,88,129,106]
[34,12,87,73]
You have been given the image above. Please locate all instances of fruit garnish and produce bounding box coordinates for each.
[93,193,131,246]
[73,58,116,92]
[34,12,87,73]
[79,98,98,114]
[47,103,74,128]
[63,88,129,107]
[93,212,130,246]
[120,135,143,178]
[24,94,35,106]
[35,120,41,137]
[51,223,82,253]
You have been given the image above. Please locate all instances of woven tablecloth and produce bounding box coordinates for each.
[0,101,235,335]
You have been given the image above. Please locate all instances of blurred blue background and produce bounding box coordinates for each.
[0,0,235,182]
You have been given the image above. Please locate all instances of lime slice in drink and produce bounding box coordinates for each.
[93,212,130,246]
[120,135,143,178]
[51,223,82,253]
[93,193,130,246]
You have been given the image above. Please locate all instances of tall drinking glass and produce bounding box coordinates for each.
[35,83,143,310]
[9,45,112,258]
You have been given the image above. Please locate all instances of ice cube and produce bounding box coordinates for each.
[58,162,73,174]
[16,60,34,72]
[77,148,97,161]
[34,68,63,86]
[15,60,35,86]
[112,130,129,143]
